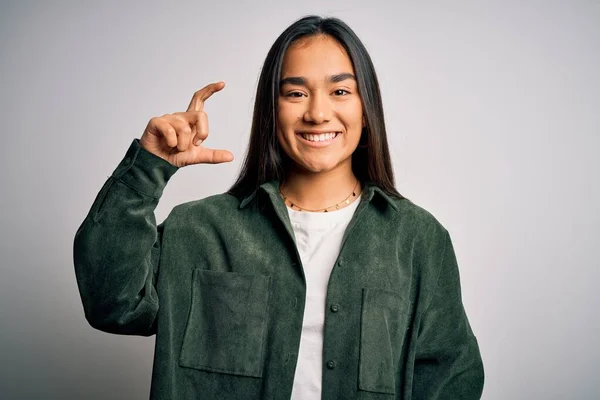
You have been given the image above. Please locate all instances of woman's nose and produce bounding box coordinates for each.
[303,92,332,124]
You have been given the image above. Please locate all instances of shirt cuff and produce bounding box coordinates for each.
[111,139,179,198]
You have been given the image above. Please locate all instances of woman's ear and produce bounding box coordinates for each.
[362,115,367,127]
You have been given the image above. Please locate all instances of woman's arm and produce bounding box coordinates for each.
[412,229,485,399]
[73,139,178,336]
[73,83,231,336]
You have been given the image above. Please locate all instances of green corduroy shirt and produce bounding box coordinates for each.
[74,139,484,399]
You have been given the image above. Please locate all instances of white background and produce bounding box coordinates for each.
[1,1,598,399]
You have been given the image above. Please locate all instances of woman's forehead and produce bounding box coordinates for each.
[281,35,355,79]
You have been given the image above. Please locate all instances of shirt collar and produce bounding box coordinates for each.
[239,180,399,211]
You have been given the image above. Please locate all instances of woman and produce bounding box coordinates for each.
[74,15,484,399]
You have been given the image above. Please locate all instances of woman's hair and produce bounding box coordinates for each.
[228,15,404,200]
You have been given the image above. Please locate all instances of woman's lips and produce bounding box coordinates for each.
[296,132,341,147]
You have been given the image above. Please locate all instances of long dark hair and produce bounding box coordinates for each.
[228,15,404,200]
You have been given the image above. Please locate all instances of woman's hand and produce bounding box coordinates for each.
[139,81,234,167]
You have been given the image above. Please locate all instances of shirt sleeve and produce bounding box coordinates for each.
[412,229,485,399]
[73,139,178,336]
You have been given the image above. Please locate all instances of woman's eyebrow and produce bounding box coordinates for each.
[280,73,356,87]
[280,76,307,86]
[329,72,356,83]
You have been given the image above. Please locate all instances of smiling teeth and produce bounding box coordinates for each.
[301,132,337,142]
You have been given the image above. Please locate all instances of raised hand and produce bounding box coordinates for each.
[139,82,234,167]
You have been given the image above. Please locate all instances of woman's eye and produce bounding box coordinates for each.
[333,89,350,96]
[286,92,305,98]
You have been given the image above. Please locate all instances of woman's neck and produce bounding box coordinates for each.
[281,167,360,211]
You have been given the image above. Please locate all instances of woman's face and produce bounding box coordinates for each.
[277,35,364,175]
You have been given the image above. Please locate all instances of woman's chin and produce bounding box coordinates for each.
[292,157,350,175]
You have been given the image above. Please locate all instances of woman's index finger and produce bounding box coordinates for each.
[186,81,226,112]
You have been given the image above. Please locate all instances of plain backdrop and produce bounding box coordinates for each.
[1,1,598,399]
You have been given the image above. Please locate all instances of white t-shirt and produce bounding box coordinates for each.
[288,196,361,399]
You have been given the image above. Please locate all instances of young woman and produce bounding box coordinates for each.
[74,15,484,400]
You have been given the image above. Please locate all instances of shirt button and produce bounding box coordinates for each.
[326,360,336,369]
[123,157,132,166]
[330,304,339,313]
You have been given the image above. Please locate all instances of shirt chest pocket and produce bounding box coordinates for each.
[179,269,271,378]
[358,288,410,395]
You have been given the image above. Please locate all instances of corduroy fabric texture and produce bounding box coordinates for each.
[74,139,484,399]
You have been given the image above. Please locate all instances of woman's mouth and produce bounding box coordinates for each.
[297,132,341,143]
